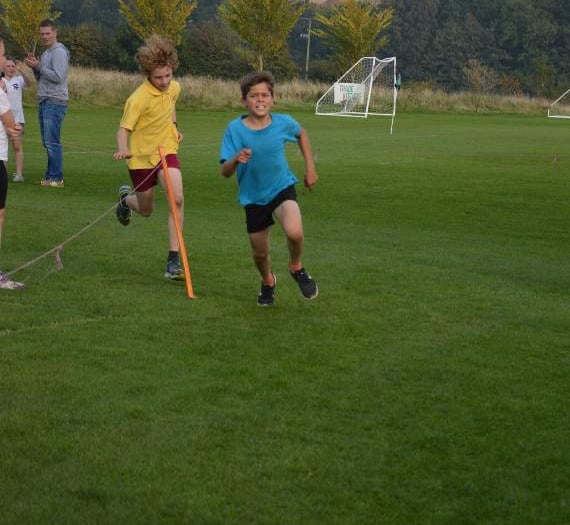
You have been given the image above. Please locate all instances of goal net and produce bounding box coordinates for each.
[548,88,570,119]
[315,56,398,132]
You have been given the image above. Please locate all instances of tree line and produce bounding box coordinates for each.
[0,0,567,97]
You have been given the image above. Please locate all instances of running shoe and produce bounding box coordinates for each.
[257,273,277,306]
[116,185,132,226]
[12,174,24,183]
[289,267,318,299]
[165,257,185,281]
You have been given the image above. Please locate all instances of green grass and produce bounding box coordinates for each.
[1,109,568,525]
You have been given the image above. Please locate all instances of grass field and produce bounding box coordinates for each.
[1,108,568,525]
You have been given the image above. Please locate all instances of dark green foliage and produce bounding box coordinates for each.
[15,0,570,93]
[191,0,224,22]
[179,20,249,78]
[261,49,299,80]
[384,0,568,95]
[384,0,441,82]
[58,23,112,68]
[55,0,119,31]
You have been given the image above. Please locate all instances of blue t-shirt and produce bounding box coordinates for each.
[220,113,301,206]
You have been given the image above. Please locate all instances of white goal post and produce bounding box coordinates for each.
[315,56,398,133]
[548,88,570,119]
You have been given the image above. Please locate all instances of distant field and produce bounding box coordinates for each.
[1,109,568,525]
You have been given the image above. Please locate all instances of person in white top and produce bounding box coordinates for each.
[1,58,31,182]
[0,38,24,289]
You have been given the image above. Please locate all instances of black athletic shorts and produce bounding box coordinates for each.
[244,184,297,234]
[0,161,7,209]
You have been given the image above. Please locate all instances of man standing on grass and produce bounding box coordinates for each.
[24,19,69,188]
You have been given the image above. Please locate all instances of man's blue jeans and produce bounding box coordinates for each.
[39,100,67,181]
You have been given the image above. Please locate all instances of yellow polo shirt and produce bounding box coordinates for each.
[120,78,181,169]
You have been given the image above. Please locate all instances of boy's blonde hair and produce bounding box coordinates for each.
[136,35,179,77]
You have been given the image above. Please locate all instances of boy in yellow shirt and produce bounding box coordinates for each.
[113,35,186,280]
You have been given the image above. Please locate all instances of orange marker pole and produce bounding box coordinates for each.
[159,146,195,298]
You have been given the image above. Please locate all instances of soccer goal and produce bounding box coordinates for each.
[315,56,398,133]
[548,88,570,119]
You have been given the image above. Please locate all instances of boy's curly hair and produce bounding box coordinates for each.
[136,35,179,77]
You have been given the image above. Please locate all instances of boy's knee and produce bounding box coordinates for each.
[173,194,184,208]
[252,247,269,260]
[138,204,153,217]
[287,230,304,245]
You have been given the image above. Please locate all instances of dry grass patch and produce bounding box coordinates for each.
[22,66,552,114]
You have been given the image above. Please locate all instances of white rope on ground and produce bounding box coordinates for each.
[22,137,217,156]
[6,163,162,279]
[6,130,218,280]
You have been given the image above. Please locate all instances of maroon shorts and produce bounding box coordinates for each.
[128,154,181,192]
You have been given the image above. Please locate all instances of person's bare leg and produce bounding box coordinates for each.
[274,199,304,270]
[126,187,155,217]
[158,167,184,251]
[249,227,277,305]
[12,136,24,178]
[274,199,318,299]
[248,228,274,284]
[0,208,24,288]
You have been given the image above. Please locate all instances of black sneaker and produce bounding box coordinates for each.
[116,185,132,226]
[290,267,318,299]
[257,273,276,306]
[165,257,185,281]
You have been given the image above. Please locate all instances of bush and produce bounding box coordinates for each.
[179,21,249,79]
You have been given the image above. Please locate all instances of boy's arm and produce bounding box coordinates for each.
[221,148,251,178]
[16,62,33,87]
[172,110,183,142]
[113,127,132,160]
[297,128,318,190]
[1,109,22,138]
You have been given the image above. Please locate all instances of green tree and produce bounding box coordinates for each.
[193,0,223,22]
[108,21,142,72]
[0,0,60,53]
[313,0,394,73]
[531,56,555,96]
[431,13,492,90]
[463,58,498,93]
[117,0,197,45]
[59,22,109,68]
[180,20,249,78]
[218,0,305,71]
[494,0,557,92]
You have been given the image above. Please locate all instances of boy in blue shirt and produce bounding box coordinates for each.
[220,71,319,306]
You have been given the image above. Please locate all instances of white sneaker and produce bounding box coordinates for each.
[12,174,24,182]
[0,271,25,290]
